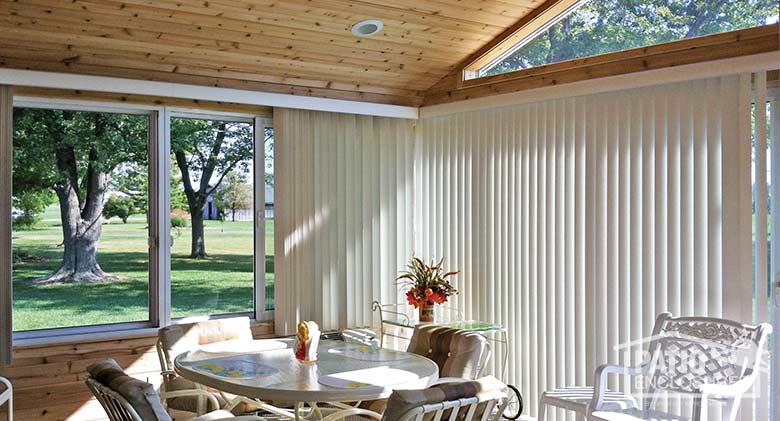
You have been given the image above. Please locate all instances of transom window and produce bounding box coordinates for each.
[474,0,779,78]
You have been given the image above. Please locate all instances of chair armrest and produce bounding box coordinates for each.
[590,363,645,411]
[431,377,472,386]
[699,377,755,398]
[320,408,383,421]
[160,389,221,413]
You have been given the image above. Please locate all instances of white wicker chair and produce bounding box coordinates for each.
[330,376,509,421]
[588,313,773,421]
[0,376,12,421]
[85,374,264,421]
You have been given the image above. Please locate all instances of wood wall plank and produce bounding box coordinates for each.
[0,322,275,421]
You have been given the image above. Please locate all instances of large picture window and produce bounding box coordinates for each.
[5,100,273,338]
[12,106,151,331]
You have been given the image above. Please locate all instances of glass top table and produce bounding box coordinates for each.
[174,338,439,407]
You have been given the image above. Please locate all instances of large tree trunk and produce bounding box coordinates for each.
[174,122,229,259]
[189,204,207,258]
[33,145,116,284]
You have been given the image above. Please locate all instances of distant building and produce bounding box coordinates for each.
[203,184,274,221]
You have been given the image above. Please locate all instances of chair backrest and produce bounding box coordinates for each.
[157,316,253,374]
[407,325,487,379]
[86,375,144,421]
[85,359,172,421]
[382,376,507,421]
[645,313,772,400]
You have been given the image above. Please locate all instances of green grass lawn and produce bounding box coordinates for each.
[12,205,274,331]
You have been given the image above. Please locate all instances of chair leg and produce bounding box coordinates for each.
[538,398,547,421]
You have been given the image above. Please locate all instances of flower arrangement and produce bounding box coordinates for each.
[398,257,458,322]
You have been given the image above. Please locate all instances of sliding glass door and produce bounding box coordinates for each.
[169,115,255,319]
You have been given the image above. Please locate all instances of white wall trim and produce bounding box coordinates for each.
[0,68,419,120]
[420,51,780,118]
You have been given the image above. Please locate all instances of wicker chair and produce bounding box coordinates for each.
[85,359,264,421]
[331,376,509,421]
[406,324,490,381]
[156,317,286,416]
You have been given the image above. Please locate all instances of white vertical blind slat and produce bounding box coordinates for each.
[273,109,415,335]
[414,74,749,419]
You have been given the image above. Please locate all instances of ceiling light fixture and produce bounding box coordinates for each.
[351,19,384,37]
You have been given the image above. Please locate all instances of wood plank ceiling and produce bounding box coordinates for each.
[0,0,549,106]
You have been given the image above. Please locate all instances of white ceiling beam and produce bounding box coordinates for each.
[0,69,419,120]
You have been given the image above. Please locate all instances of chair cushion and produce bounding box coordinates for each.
[590,408,691,421]
[87,359,172,421]
[382,376,504,421]
[406,325,486,379]
[158,317,254,359]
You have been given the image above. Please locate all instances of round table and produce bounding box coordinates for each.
[174,339,439,418]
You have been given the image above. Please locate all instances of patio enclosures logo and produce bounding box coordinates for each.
[610,319,770,400]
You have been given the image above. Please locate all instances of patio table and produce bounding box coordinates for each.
[174,338,439,420]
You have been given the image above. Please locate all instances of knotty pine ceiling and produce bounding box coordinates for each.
[0,0,548,106]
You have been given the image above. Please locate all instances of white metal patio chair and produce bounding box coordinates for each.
[0,375,12,421]
[588,313,773,421]
[85,359,265,421]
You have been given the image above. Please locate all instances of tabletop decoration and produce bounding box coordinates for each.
[398,256,458,323]
[191,357,278,379]
[295,320,321,362]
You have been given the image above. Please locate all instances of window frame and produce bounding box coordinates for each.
[461,0,586,80]
[5,96,273,344]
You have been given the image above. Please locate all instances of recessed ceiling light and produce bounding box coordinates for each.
[351,19,384,37]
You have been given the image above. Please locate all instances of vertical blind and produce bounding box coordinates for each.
[415,75,754,418]
[273,74,765,418]
[273,108,415,335]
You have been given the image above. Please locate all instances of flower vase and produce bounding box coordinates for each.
[419,302,435,323]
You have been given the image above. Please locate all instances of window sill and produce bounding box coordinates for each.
[12,319,275,349]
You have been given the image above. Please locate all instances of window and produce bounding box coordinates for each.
[476,0,779,78]
[5,99,273,339]
[262,126,275,312]
[12,105,151,331]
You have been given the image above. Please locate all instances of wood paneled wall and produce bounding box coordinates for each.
[0,322,274,421]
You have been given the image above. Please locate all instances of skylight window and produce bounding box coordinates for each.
[475,0,779,78]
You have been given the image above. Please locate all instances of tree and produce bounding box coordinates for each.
[103,196,136,223]
[171,119,253,258]
[485,0,778,75]
[13,108,147,283]
[214,171,253,222]
[12,190,56,229]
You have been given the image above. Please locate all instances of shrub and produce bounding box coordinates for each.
[171,215,188,228]
[103,196,136,223]
[13,214,41,230]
